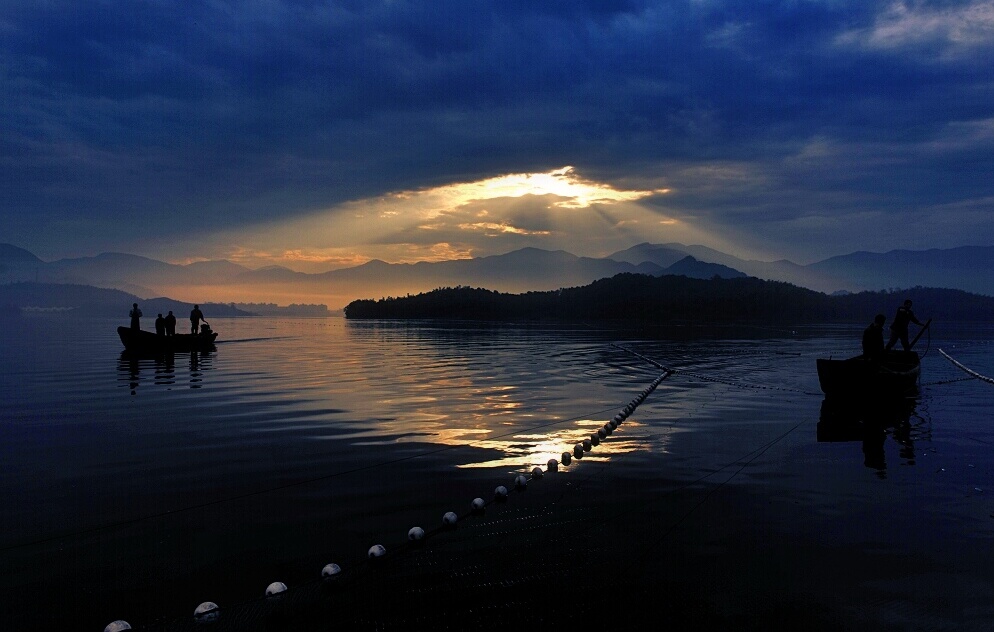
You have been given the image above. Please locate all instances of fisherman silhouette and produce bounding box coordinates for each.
[164,310,176,336]
[885,299,924,351]
[862,314,886,360]
[190,304,205,334]
[155,313,165,336]
[129,303,142,330]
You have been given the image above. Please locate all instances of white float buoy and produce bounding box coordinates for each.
[514,474,528,489]
[321,563,342,579]
[104,621,132,632]
[443,511,458,526]
[547,458,558,472]
[495,485,509,500]
[408,526,425,541]
[194,601,220,623]
[368,544,387,559]
[472,497,486,512]
[561,452,572,465]
[531,466,544,479]
[265,581,287,597]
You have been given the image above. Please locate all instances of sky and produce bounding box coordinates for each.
[2,0,993,271]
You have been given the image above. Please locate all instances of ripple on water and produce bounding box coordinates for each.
[2,317,994,631]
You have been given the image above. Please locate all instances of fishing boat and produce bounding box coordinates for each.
[118,322,218,352]
[817,318,930,400]
[816,349,920,399]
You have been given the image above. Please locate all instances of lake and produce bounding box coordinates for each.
[1,315,992,631]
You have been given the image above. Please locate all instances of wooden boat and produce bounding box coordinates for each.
[118,322,218,352]
[816,349,920,399]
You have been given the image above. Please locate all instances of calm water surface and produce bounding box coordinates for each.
[1,315,992,630]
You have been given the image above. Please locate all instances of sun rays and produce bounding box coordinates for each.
[202,166,684,273]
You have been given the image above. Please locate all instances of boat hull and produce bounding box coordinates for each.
[117,326,217,352]
[816,350,920,399]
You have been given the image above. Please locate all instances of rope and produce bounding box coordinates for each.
[921,376,979,387]
[938,349,994,385]
[613,343,822,396]
[582,419,805,541]
[653,421,804,542]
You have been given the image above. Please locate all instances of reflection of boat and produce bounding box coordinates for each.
[816,396,918,473]
[816,350,920,399]
[816,396,916,440]
[118,323,218,352]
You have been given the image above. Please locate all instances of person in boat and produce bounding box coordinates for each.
[129,303,143,330]
[164,310,177,336]
[862,313,886,360]
[155,313,166,336]
[190,304,205,334]
[885,299,924,352]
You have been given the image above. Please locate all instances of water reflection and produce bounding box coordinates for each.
[118,349,213,393]
[816,397,925,477]
[448,420,643,469]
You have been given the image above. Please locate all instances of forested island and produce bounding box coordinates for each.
[344,273,994,323]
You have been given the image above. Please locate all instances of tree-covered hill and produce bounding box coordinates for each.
[344,274,994,324]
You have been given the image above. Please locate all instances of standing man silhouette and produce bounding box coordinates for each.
[129,303,143,330]
[164,310,177,336]
[862,314,886,360]
[190,304,205,334]
[885,299,924,351]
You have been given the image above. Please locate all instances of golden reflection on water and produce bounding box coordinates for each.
[429,419,647,470]
[322,320,683,470]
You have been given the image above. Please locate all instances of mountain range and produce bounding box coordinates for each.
[2,242,993,308]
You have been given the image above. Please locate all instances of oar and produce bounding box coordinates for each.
[908,318,932,351]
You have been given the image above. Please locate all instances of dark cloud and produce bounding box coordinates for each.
[1,0,992,260]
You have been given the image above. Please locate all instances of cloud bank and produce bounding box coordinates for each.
[2,0,992,265]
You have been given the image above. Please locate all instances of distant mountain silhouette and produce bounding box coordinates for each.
[3,242,994,307]
[0,249,253,296]
[226,248,670,302]
[609,243,829,290]
[606,243,695,268]
[665,256,747,280]
[0,244,43,264]
[0,282,253,318]
[806,247,994,295]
